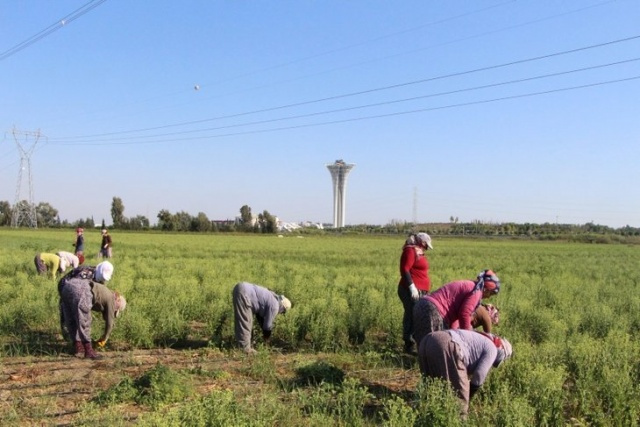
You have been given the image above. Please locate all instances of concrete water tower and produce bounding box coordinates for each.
[326,159,355,228]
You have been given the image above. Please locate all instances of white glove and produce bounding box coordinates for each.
[408,283,419,301]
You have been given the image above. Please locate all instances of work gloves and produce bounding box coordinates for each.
[408,283,419,301]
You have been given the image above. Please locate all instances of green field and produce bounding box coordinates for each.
[1,228,639,425]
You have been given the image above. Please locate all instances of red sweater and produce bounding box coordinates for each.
[397,245,430,292]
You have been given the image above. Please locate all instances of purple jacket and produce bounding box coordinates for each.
[447,329,498,387]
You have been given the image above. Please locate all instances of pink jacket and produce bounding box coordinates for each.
[425,280,482,330]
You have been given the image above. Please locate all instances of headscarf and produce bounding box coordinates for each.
[114,291,127,318]
[474,269,501,295]
[404,232,433,255]
[483,303,500,325]
[95,261,114,282]
[493,337,513,367]
[280,295,292,313]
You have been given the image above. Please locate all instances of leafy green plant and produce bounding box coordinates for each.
[94,364,193,409]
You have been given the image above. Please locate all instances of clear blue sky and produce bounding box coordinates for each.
[1,0,639,227]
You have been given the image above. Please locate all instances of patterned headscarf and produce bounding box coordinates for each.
[483,303,500,325]
[493,337,513,366]
[475,269,501,294]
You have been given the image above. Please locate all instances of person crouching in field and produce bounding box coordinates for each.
[471,303,500,333]
[418,329,513,416]
[412,269,501,346]
[232,282,291,354]
[58,261,125,359]
[397,232,433,354]
[57,251,80,274]
[34,252,62,279]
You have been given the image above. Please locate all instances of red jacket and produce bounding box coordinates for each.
[397,245,430,292]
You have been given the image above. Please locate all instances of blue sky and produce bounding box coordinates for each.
[1,0,639,227]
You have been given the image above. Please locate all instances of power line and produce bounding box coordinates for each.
[51,34,640,141]
[51,74,640,146]
[0,0,108,61]
[49,57,640,143]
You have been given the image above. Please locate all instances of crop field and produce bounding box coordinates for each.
[0,228,639,426]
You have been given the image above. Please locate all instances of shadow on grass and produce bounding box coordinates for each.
[1,329,69,357]
[155,337,211,350]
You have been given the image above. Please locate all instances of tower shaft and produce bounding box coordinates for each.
[326,160,355,228]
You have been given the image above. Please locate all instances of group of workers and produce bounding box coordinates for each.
[34,228,125,360]
[36,228,508,415]
[397,232,513,415]
[34,228,113,280]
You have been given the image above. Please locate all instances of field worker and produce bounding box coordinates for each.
[232,281,292,354]
[471,303,500,333]
[73,227,85,258]
[98,229,112,258]
[34,252,62,279]
[397,232,433,354]
[58,261,114,343]
[57,251,80,274]
[412,270,501,346]
[418,329,513,416]
[59,267,125,360]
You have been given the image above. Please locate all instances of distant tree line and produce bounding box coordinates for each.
[0,198,278,234]
[1,198,638,243]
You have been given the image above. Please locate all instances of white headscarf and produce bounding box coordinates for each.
[280,295,292,313]
[95,261,114,282]
[405,232,433,250]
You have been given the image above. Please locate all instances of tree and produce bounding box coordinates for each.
[157,209,176,231]
[129,215,150,230]
[258,210,277,233]
[36,202,59,227]
[174,211,193,232]
[111,197,125,228]
[239,205,253,231]
[192,212,211,232]
[0,201,11,226]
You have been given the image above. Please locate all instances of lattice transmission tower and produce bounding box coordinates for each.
[11,127,41,228]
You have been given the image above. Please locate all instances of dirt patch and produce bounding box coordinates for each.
[0,348,420,425]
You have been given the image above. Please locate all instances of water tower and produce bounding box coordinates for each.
[326,159,355,228]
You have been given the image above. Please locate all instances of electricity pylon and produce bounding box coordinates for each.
[11,127,41,228]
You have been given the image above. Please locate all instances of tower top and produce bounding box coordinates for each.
[326,159,355,169]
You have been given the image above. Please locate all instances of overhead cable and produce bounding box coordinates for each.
[0,0,108,61]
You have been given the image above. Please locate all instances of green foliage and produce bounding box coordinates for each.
[381,395,417,427]
[2,229,640,425]
[94,364,193,409]
[295,360,345,386]
[414,377,463,427]
[295,377,373,426]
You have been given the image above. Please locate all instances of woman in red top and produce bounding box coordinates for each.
[397,232,432,354]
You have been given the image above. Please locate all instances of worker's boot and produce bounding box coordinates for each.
[73,341,84,358]
[83,342,103,360]
[404,340,416,355]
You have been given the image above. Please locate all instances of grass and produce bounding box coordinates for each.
[0,228,639,425]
